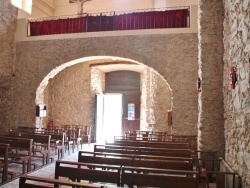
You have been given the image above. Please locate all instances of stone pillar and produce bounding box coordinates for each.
[0,1,18,130]
[198,0,225,158]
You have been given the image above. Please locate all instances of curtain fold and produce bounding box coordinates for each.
[87,16,100,32]
[29,9,189,36]
[30,22,43,36]
[100,15,114,31]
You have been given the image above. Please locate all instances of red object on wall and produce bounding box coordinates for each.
[167,111,172,127]
[48,120,53,128]
[230,67,237,89]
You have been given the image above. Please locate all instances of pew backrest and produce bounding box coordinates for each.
[8,132,51,164]
[55,160,121,187]
[110,139,190,149]
[78,155,133,166]
[0,136,33,172]
[94,144,191,157]
[121,166,198,188]
[19,174,103,188]
[79,151,193,163]
[8,132,51,148]
[78,154,193,171]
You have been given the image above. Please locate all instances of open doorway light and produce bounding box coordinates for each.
[96,93,123,143]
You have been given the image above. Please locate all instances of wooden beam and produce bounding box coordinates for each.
[89,62,138,67]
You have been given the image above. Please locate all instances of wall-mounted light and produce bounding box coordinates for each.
[230,67,237,89]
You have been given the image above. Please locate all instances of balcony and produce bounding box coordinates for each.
[15,5,198,42]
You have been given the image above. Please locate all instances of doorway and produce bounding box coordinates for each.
[96,93,123,143]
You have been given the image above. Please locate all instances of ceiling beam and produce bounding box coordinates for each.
[89,61,138,67]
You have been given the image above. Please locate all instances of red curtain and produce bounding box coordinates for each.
[87,16,100,32]
[113,15,124,30]
[131,12,144,30]
[143,12,155,29]
[42,20,59,35]
[29,9,189,36]
[30,22,43,36]
[100,15,114,31]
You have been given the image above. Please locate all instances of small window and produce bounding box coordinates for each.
[11,0,32,14]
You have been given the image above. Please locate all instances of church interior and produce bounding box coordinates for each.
[0,0,250,187]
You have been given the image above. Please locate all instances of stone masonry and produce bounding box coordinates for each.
[13,33,198,137]
[140,67,172,133]
[198,0,225,158]
[223,0,250,187]
[0,1,17,131]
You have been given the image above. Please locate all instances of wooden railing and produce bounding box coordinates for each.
[28,6,190,36]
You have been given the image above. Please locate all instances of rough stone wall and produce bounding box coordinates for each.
[14,33,198,136]
[198,0,225,158]
[91,67,105,95]
[146,69,155,126]
[46,62,97,141]
[0,1,18,131]
[140,68,172,133]
[223,0,250,187]
[140,69,148,130]
[38,63,104,141]
[47,62,94,127]
[153,71,172,133]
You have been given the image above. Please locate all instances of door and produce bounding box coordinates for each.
[96,93,123,143]
[122,91,141,136]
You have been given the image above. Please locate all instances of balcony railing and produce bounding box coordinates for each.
[28,7,190,37]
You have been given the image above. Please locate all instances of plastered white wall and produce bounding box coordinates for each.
[18,0,198,18]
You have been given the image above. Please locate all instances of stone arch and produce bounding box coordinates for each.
[35,55,173,132]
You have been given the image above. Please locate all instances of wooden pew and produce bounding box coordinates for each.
[0,143,9,182]
[79,151,193,163]
[49,133,65,159]
[121,166,198,188]
[54,160,121,187]
[8,132,51,165]
[34,132,65,160]
[197,157,240,188]
[79,154,133,166]
[47,127,74,155]
[17,126,39,133]
[133,158,193,171]
[78,154,193,171]
[125,130,168,141]
[0,136,33,173]
[108,139,190,149]
[122,132,197,150]
[70,125,92,148]
[19,174,104,188]
[121,135,189,142]
[9,129,66,162]
[94,144,191,158]
[171,135,197,150]
[103,144,191,153]
[125,131,195,142]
